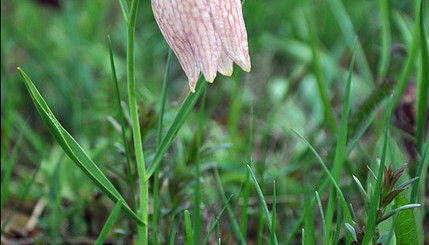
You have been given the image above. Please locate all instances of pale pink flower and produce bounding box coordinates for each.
[152,0,251,92]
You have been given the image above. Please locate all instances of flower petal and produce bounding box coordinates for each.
[178,0,222,83]
[209,0,251,72]
[152,0,200,91]
[217,49,234,76]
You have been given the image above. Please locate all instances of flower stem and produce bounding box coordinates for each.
[127,0,147,244]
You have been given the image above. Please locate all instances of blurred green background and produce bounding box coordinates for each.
[1,0,426,244]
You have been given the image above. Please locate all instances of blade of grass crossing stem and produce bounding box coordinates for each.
[95,201,123,245]
[416,0,428,153]
[194,86,206,244]
[153,49,172,245]
[116,0,129,23]
[184,210,193,245]
[305,12,337,133]
[392,0,421,109]
[147,78,207,179]
[290,129,353,225]
[270,181,276,245]
[202,195,233,245]
[214,168,246,244]
[315,191,328,245]
[325,40,357,234]
[126,1,148,243]
[1,159,41,234]
[168,215,178,245]
[108,36,136,211]
[247,165,279,245]
[241,104,253,237]
[361,103,393,244]
[0,126,25,213]
[17,68,143,225]
[410,139,429,203]
[378,0,391,79]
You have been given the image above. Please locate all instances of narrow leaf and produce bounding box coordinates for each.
[95,201,123,245]
[17,68,142,225]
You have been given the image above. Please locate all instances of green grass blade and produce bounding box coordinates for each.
[202,195,233,245]
[184,210,193,245]
[247,165,279,245]
[290,129,353,225]
[241,104,253,238]
[0,126,25,213]
[153,48,173,245]
[410,139,429,203]
[117,0,130,23]
[95,201,123,245]
[416,0,428,153]
[214,168,246,244]
[325,40,357,234]
[378,0,391,79]
[270,181,276,245]
[108,35,136,211]
[332,198,343,245]
[361,103,393,244]
[1,159,41,234]
[302,228,305,245]
[147,77,207,179]
[168,215,178,245]
[315,191,328,245]
[193,85,206,244]
[17,68,143,225]
[305,12,337,133]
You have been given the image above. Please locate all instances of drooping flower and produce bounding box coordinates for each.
[152,0,251,92]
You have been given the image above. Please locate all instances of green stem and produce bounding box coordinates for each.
[127,0,147,244]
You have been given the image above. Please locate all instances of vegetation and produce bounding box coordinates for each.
[1,0,428,244]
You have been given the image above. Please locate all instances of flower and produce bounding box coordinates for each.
[152,0,251,92]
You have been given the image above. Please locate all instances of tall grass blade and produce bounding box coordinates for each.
[147,78,207,179]
[214,168,246,244]
[270,181,276,245]
[416,0,428,153]
[153,48,173,245]
[168,215,178,245]
[108,36,136,211]
[241,104,253,238]
[184,210,193,245]
[290,129,353,225]
[315,191,328,245]
[95,201,123,245]
[193,86,206,244]
[247,165,279,245]
[410,139,429,203]
[325,39,357,234]
[117,0,129,23]
[17,68,142,225]
[202,195,233,245]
